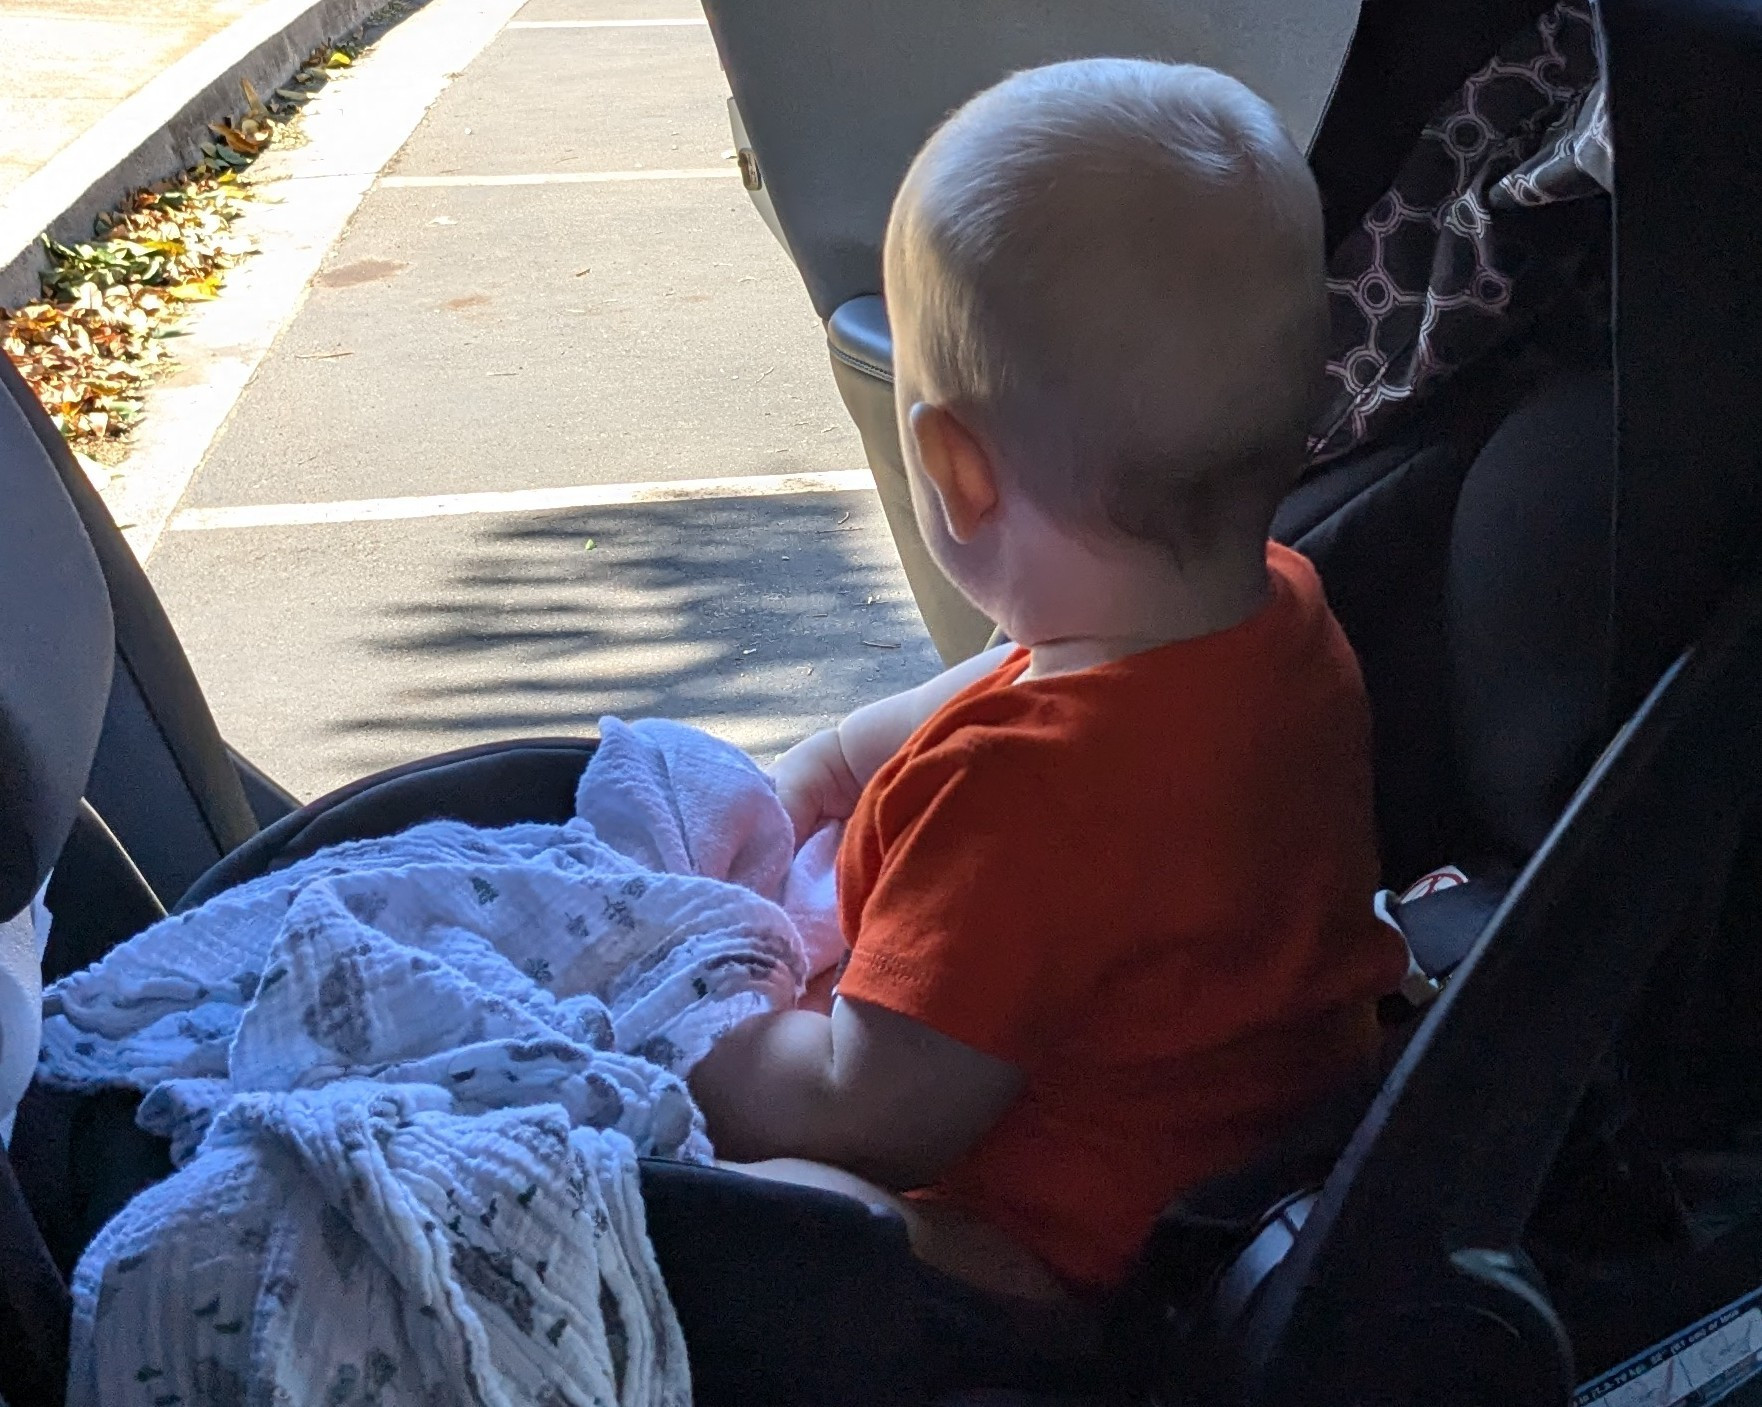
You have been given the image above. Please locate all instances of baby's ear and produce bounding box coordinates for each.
[907,403,998,544]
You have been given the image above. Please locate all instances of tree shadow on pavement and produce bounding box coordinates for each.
[323,492,939,778]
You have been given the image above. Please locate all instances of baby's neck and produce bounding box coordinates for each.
[1006,538,1272,680]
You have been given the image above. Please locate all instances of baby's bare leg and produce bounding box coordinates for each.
[722,1157,1069,1303]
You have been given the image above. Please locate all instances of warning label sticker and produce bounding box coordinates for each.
[1575,1292,1762,1407]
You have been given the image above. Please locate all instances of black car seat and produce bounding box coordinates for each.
[1189,1,1762,1397]
[1209,569,1762,1407]
[4,0,1762,1402]
[0,355,112,1407]
[2,354,295,913]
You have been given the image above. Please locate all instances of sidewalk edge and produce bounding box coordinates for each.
[0,0,386,310]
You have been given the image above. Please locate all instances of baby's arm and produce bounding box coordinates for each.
[688,995,1020,1191]
[771,643,1013,844]
[836,642,1013,780]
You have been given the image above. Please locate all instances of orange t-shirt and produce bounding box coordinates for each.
[835,543,1408,1288]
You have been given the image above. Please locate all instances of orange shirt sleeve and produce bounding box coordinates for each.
[836,731,1083,1069]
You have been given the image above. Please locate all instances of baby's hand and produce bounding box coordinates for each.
[769,728,863,850]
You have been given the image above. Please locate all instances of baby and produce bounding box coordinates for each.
[689,58,1407,1299]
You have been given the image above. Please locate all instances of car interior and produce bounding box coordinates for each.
[5,0,1762,1402]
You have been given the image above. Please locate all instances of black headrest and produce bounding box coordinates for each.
[0,356,113,919]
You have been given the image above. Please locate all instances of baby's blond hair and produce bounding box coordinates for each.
[884,59,1327,562]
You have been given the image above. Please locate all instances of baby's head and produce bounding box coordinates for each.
[884,59,1326,634]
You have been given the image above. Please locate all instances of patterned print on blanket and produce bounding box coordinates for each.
[40,718,848,1407]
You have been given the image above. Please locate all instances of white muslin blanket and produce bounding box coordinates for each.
[35,719,846,1407]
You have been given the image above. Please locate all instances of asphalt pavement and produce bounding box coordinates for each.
[145,0,940,799]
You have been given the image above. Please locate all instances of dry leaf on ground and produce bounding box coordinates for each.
[0,22,381,451]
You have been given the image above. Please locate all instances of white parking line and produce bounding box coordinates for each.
[168,470,877,530]
[380,167,738,187]
[105,0,538,563]
[506,18,708,27]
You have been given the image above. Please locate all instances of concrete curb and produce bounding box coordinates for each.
[0,0,388,310]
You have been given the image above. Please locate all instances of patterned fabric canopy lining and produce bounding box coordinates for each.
[1308,0,1612,466]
